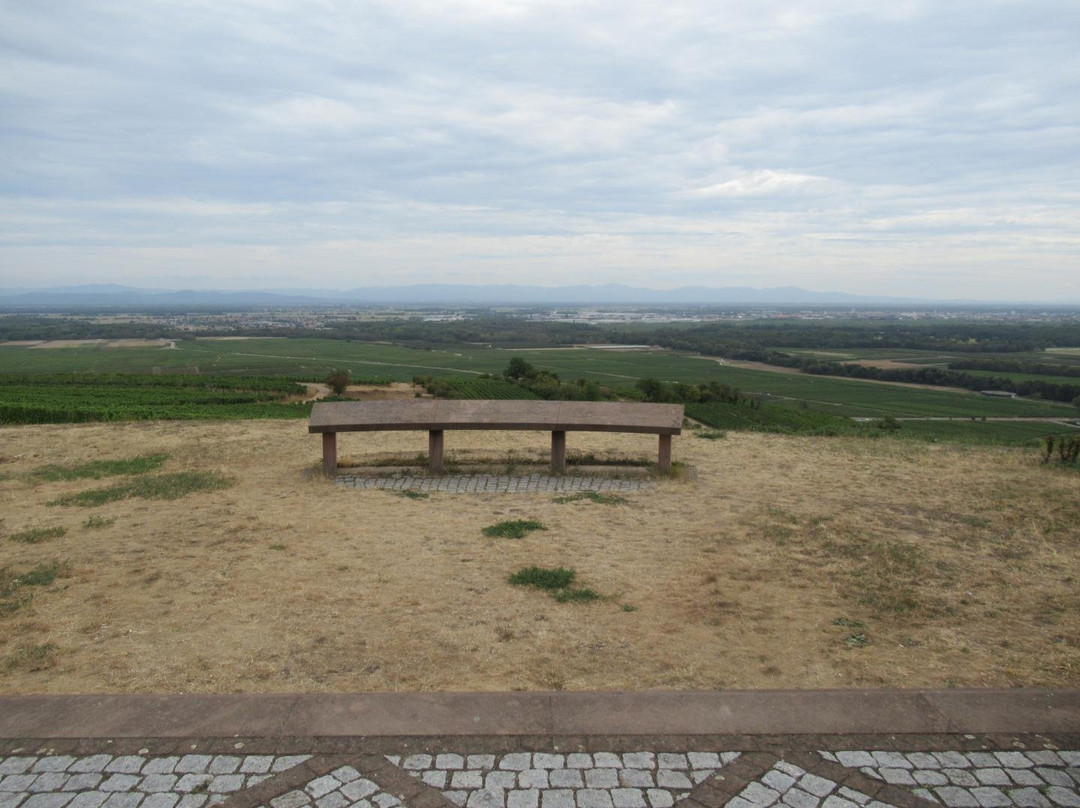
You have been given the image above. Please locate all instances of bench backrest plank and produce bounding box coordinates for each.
[308,400,683,435]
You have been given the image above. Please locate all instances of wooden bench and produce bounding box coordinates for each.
[308,399,684,475]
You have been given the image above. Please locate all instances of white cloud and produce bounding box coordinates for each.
[0,0,1078,299]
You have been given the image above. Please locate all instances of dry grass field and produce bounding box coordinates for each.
[0,419,1077,693]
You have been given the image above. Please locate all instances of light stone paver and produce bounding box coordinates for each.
[390,750,739,808]
[0,756,312,808]
[825,750,1080,808]
[335,475,651,494]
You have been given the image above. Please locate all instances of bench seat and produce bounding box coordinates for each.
[308,399,683,474]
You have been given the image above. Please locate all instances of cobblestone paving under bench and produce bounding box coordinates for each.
[821,749,1080,808]
[334,475,651,493]
[0,754,311,808]
[387,751,741,808]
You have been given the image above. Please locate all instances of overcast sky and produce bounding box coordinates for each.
[1,0,1078,300]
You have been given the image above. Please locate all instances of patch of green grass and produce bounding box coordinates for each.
[8,526,66,544]
[832,617,865,628]
[398,490,429,499]
[4,642,59,672]
[696,429,728,440]
[48,471,234,507]
[0,561,72,614]
[843,632,871,649]
[268,543,287,551]
[83,515,116,529]
[509,566,576,590]
[508,566,609,605]
[553,586,603,603]
[482,519,547,539]
[32,453,169,481]
[621,603,637,612]
[552,491,628,505]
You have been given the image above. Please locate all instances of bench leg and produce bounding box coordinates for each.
[658,434,672,473]
[551,430,566,474]
[428,429,444,474]
[322,432,337,476]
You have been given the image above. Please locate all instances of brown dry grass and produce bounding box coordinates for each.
[0,420,1077,693]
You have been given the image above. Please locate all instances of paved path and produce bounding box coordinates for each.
[334,475,652,493]
[1,691,1077,808]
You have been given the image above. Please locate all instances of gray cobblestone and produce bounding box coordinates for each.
[22,797,73,808]
[101,796,141,808]
[421,772,447,789]
[566,756,593,770]
[438,756,466,771]
[206,760,239,777]
[501,756,532,772]
[585,771,618,789]
[141,796,178,808]
[612,790,646,808]
[507,791,539,808]
[340,780,377,802]
[782,789,820,808]
[33,761,75,776]
[139,763,176,778]
[1,761,36,776]
[452,772,484,791]
[103,762,142,777]
[69,761,111,776]
[62,777,102,793]
[29,774,68,792]
[99,777,138,794]
[1047,788,1080,808]
[68,794,108,808]
[579,790,614,808]
[541,791,574,808]
[518,772,548,790]
[469,758,497,772]
[616,771,651,789]
[314,794,346,808]
[645,790,673,808]
[172,761,209,777]
[593,755,623,771]
[336,474,651,494]
[238,758,273,776]
[270,791,309,808]
[533,757,564,771]
[549,771,583,789]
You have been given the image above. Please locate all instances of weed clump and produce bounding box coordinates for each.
[398,490,429,500]
[482,520,547,539]
[509,566,576,589]
[48,471,234,507]
[8,526,66,544]
[509,565,606,604]
[83,516,116,529]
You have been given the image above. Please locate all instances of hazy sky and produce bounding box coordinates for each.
[1,0,1078,300]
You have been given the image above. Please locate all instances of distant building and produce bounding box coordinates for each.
[979,390,1017,398]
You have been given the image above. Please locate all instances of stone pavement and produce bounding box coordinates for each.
[334,475,651,493]
[1,691,1078,808]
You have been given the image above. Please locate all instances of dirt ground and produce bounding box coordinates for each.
[0,420,1077,693]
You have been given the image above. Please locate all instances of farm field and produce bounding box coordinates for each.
[1,419,1077,692]
[0,337,1072,420]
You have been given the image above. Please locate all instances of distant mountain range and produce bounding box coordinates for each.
[0,282,1023,308]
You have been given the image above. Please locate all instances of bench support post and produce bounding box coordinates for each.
[428,430,444,474]
[551,430,567,473]
[658,434,672,473]
[322,432,337,476]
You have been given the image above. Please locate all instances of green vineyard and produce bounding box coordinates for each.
[0,374,313,424]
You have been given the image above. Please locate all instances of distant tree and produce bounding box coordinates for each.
[635,377,667,402]
[505,357,536,380]
[325,369,350,395]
